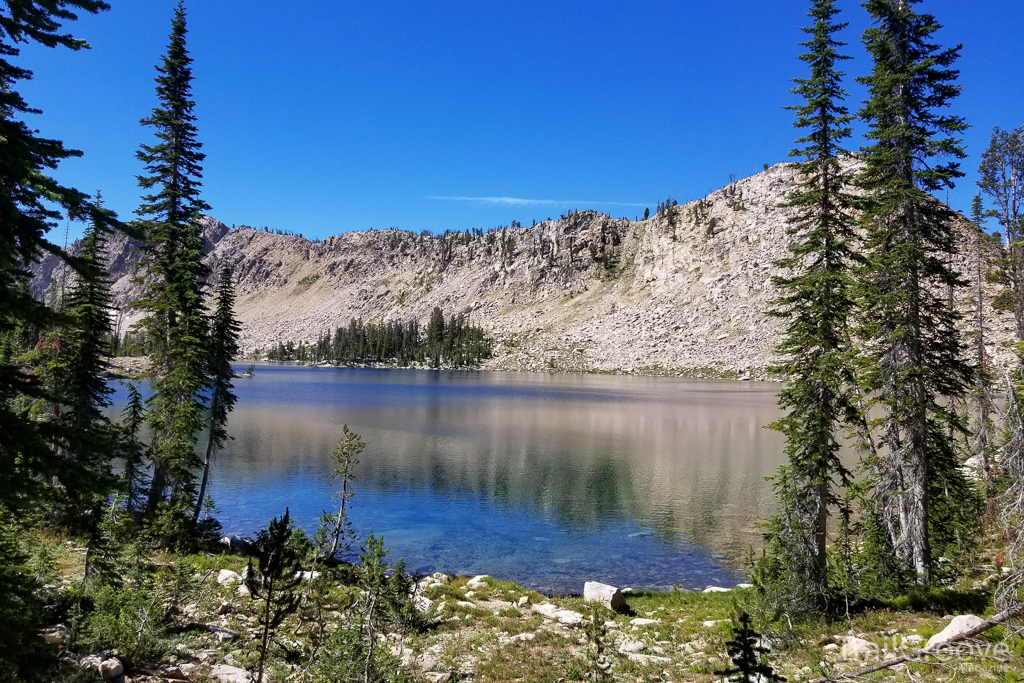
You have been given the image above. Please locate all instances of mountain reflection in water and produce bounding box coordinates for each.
[110,366,786,591]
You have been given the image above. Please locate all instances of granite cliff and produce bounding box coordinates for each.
[32,163,1015,377]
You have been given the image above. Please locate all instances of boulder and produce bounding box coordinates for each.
[42,624,70,645]
[216,569,242,585]
[79,653,107,669]
[209,663,251,683]
[703,586,731,593]
[430,572,450,584]
[466,574,490,589]
[630,618,659,626]
[626,652,671,665]
[583,581,626,612]
[533,602,585,626]
[206,624,239,642]
[98,658,123,680]
[618,640,646,653]
[839,636,876,660]
[219,535,256,555]
[517,595,531,608]
[926,615,985,648]
[413,595,433,613]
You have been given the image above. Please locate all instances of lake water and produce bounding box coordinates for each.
[110,366,787,592]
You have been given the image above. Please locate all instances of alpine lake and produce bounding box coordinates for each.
[109,365,788,593]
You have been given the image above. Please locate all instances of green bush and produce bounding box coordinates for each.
[81,586,164,664]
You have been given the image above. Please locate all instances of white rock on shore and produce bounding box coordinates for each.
[583,581,626,612]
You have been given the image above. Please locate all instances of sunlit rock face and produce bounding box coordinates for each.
[32,163,1011,377]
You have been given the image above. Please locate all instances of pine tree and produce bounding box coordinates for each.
[0,3,115,678]
[0,0,110,518]
[763,0,858,608]
[51,200,120,528]
[855,0,973,583]
[132,0,211,524]
[316,426,364,562]
[193,267,240,523]
[118,382,148,517]
[978,126,1024,338]
[427,306,445,367]
[715,612,786,683]
[245,508,305,683]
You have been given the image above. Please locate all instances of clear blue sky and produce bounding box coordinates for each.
[18,0,1024,241]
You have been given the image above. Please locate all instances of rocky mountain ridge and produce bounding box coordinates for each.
[32,163,1016,377]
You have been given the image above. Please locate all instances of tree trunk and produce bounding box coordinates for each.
[193,393,221,524]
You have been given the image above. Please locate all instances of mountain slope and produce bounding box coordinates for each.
[32,163,1015,377]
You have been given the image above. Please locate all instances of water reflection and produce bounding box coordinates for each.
[110,367,787,591]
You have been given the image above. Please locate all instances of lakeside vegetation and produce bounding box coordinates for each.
[0,1,1021,683]
[260,307,493,368]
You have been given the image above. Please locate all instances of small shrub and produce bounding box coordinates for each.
[716,612,786,683]
[82,586,164,664]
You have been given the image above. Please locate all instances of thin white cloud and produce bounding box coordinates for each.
[429,195,649,208]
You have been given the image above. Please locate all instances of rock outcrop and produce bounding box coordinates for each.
[31,163,1015,377]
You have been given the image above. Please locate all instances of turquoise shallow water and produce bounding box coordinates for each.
[109,365,786,592]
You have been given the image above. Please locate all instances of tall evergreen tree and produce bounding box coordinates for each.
[0,0,110,518]
[118,381,148,517]
[194,267,240,523]
[855,0,973,583]
[977,126,1024,338]
[51,199,119,527]
[763,0,858,608]
[132,0,211,524]
[0,4,118,679]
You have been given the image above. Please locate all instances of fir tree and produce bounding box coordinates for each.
[427,306,445,367]
[50,199,120,528]
[245,508,305,683]
[132,0,211,523]
[977,126,1024,338]
[855,0,974,583]
[0,4,114,677]
[0,0,111,519]
[764,0,859,608]
[715,612,786,683]
[193,267,240,523]
[317,425,364,562]
[118,382,148,517]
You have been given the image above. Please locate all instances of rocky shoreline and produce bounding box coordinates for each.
[49,537,1014,683]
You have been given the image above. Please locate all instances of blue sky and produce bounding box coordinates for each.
[19,0,1024,241]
